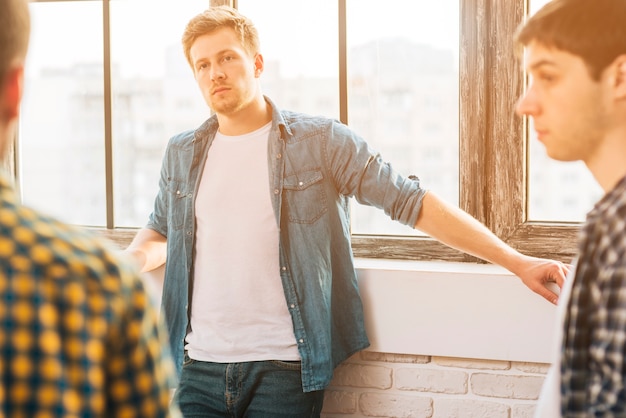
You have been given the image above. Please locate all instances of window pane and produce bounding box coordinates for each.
[527,0,603,221]
[347,0,460,236]
[111,0,209,227]
[21,1,105,225]
[237,0,339,118]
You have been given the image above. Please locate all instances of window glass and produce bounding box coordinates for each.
[21,1,105,225]
[110,0,209,227]
[527,0,603,221]
[237,0,340,118]
[347,0,460,236]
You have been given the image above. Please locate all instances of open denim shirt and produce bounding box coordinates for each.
[146,96,426,392]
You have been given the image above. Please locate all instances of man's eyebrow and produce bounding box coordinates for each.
[193,57,207,67]
[528,59,557,71]
[194,49,236,62]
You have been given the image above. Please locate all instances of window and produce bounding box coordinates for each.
[236,0,339,118]
[345,0,459,237]
[21,0,208,228]
[16,0,580,263]
[109,0,209,226]
[21,1,105,226]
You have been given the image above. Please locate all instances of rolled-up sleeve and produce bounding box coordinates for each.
[326,120,427,227]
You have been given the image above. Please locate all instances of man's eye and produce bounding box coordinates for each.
[223,56,233,62]
[538,73,555,83]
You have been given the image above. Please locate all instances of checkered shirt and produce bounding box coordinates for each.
[0,174,181,417]
[562,175,626,416]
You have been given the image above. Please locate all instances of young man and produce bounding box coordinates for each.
[515,0,626,415]
[126,5,569,416]
[0,0,180,416]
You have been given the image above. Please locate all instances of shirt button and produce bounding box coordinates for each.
[276,153,282,159]
[298,181,303,186]
[274,189,279,195]
[290,304,295,309]
[187,193,192,198]
[299,339,304,344]
[281,266,287,271]
[176,190,180,195]
[187,231,192,235]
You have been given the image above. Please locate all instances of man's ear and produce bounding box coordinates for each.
[614,54,626,100]
[253,53,264,77]
[0,65,25,121]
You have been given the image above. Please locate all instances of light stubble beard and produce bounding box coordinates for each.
[208,90,256,117]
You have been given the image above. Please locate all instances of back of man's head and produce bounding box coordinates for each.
[515,0,626,80]
[0,0,30,80]
[0,0,30,156]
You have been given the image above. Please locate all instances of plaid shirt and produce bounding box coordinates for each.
[0,174,181,417]
[562,175,626,416]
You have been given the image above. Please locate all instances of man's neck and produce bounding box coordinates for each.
[216,96,271,136]
[586,128,626,193]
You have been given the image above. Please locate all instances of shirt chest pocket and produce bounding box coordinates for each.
[282,169,328,224]
[166,179,190,230]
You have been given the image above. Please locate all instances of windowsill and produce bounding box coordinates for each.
[141,257,558,365]
[354,258,558,363]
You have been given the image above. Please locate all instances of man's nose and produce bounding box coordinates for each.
[515,90,538,117]
[210,67,225,81]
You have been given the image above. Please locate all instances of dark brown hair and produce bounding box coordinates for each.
[515,0,626,80]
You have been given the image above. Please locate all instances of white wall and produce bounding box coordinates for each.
[355,259,558,364]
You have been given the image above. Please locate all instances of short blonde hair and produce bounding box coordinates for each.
[0,0,30,79]
[182,5,260,68]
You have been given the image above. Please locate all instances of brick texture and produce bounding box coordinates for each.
[320,353,550,418]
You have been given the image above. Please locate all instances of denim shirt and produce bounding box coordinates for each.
[146,96,427,392]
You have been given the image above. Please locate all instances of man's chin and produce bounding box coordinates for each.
[545,148,578,163]
[210,101,238,115]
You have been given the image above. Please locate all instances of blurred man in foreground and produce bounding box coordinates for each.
[516,0,626,415]
[0,0,180,416]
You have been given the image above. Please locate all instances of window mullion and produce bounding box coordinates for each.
[103,0,114,229]
[460,0,524,239]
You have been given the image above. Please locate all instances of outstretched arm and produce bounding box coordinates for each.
[125,228,168,273]
[414,191,569,304]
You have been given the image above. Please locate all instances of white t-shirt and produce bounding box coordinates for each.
[185,122,300,362]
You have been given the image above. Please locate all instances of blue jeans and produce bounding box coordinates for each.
[174,354,325,417]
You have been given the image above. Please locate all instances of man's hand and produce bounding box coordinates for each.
[514,255,570,305]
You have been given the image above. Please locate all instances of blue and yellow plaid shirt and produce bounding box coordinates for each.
[0,174,180,417]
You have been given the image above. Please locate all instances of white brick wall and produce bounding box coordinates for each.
[321,352,549,418]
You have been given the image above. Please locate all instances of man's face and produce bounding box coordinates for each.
[516,41,609,165]
[189,27,261,116]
